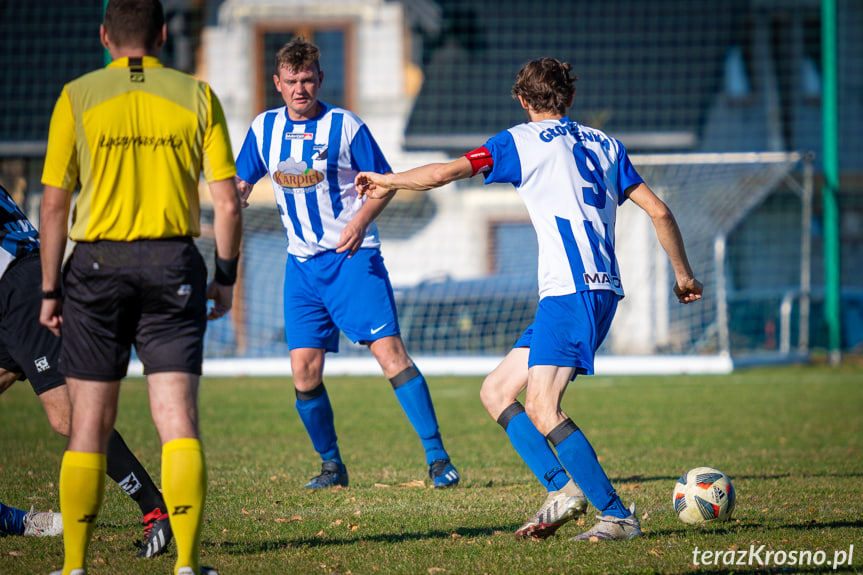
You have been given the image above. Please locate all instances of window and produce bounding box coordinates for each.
[254,23,355,115]
[489,220,537,277]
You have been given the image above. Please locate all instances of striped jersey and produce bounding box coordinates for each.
[41,56,236,242]
[0,185,39,280]
[481,118,643,300]
[235,102,391,259]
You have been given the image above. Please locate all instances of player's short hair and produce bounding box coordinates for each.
[104,0,164,51]
[511,58,578,115]
[275,37,321,76]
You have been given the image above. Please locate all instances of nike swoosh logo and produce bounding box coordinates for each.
[370,323,388,335]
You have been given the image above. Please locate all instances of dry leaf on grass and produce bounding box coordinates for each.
[92,535,116,542]
[8,551,25,557]
[373,483,391,489]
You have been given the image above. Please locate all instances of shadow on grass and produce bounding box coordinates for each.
[671,568,858,575]
[209,525,510,555]
[647,517,863,538]
[786,518,863,530]
[611,471,863,484]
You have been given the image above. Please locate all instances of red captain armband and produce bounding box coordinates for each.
[465,146,494,176]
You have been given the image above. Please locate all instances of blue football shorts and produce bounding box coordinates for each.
[284,248,400,352]
[514,290,620,377]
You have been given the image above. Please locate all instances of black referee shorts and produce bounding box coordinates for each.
[60,238,209,381]
[0,251,65,395]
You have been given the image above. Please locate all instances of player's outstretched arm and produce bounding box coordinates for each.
[626,183,703,304]
[207,177,242,320]
[355,157,474,199]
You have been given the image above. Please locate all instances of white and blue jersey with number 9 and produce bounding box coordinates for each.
[481,118,643,300]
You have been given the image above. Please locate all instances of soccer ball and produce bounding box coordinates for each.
[672,466,736,525]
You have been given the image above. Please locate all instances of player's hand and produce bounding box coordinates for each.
[207,280,234,320]
[235,176,253,208]
[354,172,395,200]
[673,277,704,304]
[39,298,63,337]
[336,218,367,257]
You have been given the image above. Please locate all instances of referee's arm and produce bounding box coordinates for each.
[39,184,72,337]
[206,177,242,320]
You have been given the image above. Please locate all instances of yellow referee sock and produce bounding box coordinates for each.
[59,450,106,575]
[162,438,207,575]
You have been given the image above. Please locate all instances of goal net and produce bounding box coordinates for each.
[195,151,812,376]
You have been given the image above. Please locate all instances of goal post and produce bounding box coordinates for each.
[622,151,812,365]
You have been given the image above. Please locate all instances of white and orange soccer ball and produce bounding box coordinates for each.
[672,466,736,525]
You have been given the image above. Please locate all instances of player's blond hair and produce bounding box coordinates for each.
[511,58,577,115]
[275,37,321,75]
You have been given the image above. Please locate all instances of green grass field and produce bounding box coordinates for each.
[1,360,861,574]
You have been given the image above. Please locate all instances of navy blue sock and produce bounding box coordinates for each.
[295,383,341,463]
[0,502,27,535]
[391,366,447,464]
[497,403,570,491]
[548,419,629,518]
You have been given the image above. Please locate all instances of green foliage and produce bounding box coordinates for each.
[1,362,861,573]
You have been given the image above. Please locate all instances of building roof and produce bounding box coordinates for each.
[404,0,746,152]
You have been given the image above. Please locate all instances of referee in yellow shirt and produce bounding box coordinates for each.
[39,1,241,574]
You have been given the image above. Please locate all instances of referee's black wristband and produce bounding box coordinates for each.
[214,254,239,286]
[41,288,63,299]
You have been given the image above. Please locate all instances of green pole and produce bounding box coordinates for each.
[821,0,841,365]
[103,0,111,66]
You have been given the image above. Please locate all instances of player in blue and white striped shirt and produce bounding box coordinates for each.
[235,37,458,489]
[356,58,703,540]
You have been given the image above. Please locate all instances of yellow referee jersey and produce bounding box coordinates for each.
[41,56,236,242]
